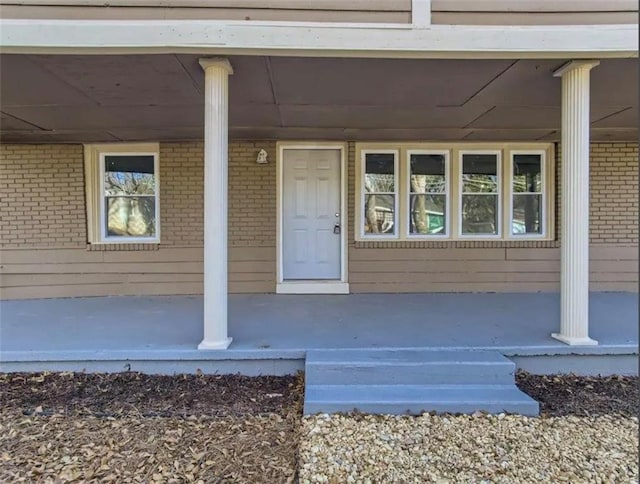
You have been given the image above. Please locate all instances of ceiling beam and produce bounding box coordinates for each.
[0,20,637,58]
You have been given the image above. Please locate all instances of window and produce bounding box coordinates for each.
[510,151,545,237]
[85,143,160,244]
[361,150,398,238]
[356,143,553,241]
[459,151,501,238]
[407,151,448,237]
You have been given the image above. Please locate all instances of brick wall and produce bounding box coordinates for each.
[0,142,277,249]
[159,142,204,246]
[0,141,636,297]
[0,144,85,248]
[1,142,636,250]
[228,141,276,247]
[590,143,638,244]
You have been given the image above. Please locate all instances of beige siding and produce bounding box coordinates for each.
[432,0,637,25]
[347,141,638,294]
[2,0,635,24]
[348,245,637,293]
[0,142,276,298]
[0,0,411,22]
[0,140,637,299]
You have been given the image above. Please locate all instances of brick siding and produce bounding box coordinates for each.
[590,143,638,244]
[0,144,86,248]
[0,141,277,249]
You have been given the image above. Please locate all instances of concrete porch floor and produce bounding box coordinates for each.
[0,293,637,375]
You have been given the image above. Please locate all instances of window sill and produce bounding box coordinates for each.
[353,240,559,249]
[87,243,160,251]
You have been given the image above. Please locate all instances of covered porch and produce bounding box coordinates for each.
[0,292,637,376]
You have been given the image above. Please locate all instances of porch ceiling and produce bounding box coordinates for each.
[0,54,637,143]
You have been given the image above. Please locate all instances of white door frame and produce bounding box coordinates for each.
[276,141,349,294]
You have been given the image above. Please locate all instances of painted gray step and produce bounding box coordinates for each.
[304,384,540,416]
[307,349,512,364]
[305,349,516,385]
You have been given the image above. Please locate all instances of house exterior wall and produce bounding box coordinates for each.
[0,141,277,299]
[0,141,637,299]
[0,1,636,24]
[347,142,638,293]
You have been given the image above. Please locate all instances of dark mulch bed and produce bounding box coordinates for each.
[1,371,636,418]
[0,372,304,418]
[516,371,638,417]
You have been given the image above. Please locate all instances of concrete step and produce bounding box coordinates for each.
[305,349,515,385]
[303,349,539,416]
[304,384,540,416]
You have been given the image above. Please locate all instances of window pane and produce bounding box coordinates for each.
[513,154,542,193]
[365,153,395,192]
[106,196,156,237]
[364,194,395,234]
[105,155,155,196]
[462,154,498,193]
[410,154,446,194]
[409,194,446,235]
[461,195,498,234]
[512,194,541,235]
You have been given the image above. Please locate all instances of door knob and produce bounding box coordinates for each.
[335,212,340,218]
[333,223,341,234]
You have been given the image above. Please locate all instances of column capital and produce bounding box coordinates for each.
[553,60,600,78]
[199,57,234,75]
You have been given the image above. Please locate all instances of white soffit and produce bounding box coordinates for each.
[0,20,637,58]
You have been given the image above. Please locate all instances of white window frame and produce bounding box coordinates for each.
[406,149,450,239]
[457,149,502,240]
[84,143,160,244]
[359,149,400,240]
[508,149,548,239]
[355,142,554,242]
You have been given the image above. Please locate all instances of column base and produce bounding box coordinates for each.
[551,333,598,346]
[198,337,232,350]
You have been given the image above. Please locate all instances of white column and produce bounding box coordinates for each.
[198,58,233,350]
[411,0,431,28]
[552,60,599,346]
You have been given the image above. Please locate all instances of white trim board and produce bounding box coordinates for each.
[276,142,349,294]
[0,20,636,58]
[276,282,349,295]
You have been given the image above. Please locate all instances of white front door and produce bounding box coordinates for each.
[282,148,341,280]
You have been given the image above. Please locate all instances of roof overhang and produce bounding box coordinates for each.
[0,20,638,58]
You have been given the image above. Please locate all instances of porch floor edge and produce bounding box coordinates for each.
[1,343,636,363]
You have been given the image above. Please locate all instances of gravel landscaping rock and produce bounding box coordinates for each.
[299,413,639,483]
